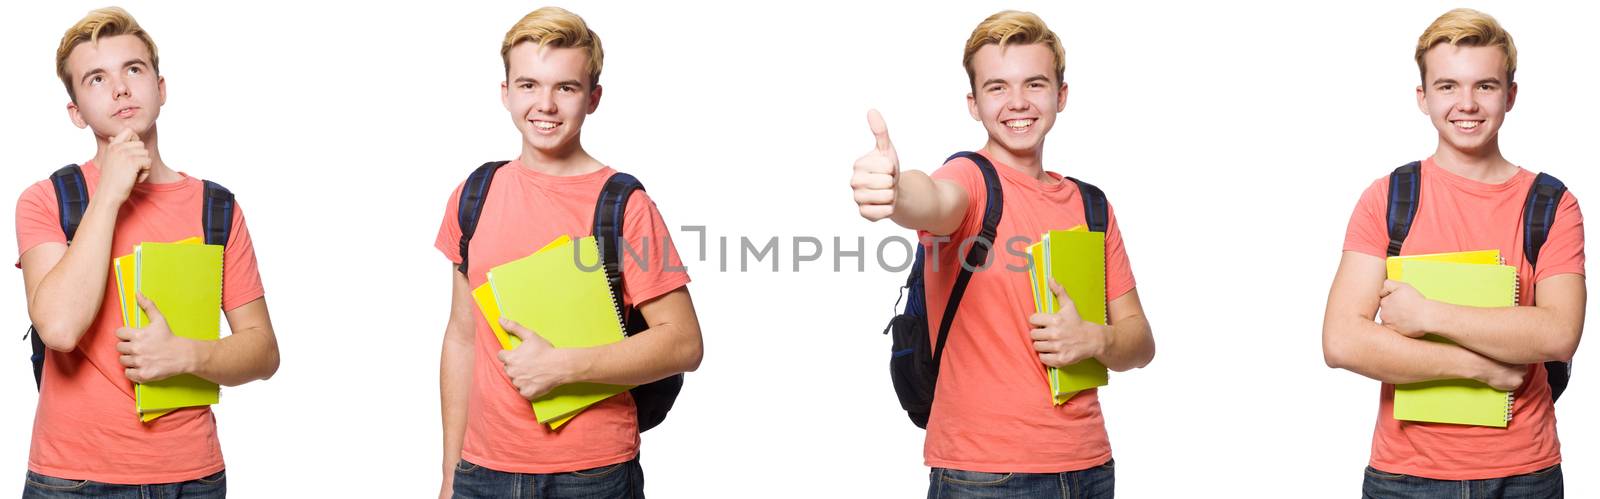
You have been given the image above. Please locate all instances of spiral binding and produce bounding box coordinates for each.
[598,240,629,333]
[1507,258,1519,424]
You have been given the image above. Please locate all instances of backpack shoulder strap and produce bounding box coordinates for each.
[1064,176,1109,232]
[201,180,236,247]
[1523,172,1572,402]
[49,165,89,242]
[1523,172,1567,269]
[593,172,646,330]
[1385,161,1423,257]
[456,161,512,274]
[35,165,87,390]
[931,151,1004,372]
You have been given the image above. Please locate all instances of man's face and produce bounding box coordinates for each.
[502,43,601,157]
[64,34,165,138]
[967,43,1067,160]
[1416,44,1516,156]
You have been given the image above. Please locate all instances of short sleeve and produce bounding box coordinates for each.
[618,192,690,307]
[221,202,266,311]
[1533,190,1585,283]
[15,180,66,265]
[1342,177,1391,258]
[1104,200,1137,301]
[434,181,467,265]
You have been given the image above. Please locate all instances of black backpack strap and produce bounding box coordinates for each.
[201,180,236,247]
[1522,172,1571,402]
[592,172,646,330]
[49,165,89,242]
[456,161,511,274]
[1385,162,1423,257]
[1522,173,1566,269]
[1065,177,1109,233]
[931,152,1004,373]
[34,165,89,389]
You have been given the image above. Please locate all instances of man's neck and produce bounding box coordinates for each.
[1432,139,1517,184]
[519,140,603,176]
[982,140,1049,182]
[92,125,181,184]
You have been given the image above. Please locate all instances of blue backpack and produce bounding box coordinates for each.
[882,151,1109,428]
[455,161,683,432]
[1384,161,1571,401]
[26,164,235,390]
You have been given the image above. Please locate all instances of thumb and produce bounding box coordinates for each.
[499,318,541,344]
[1379,280,1400,298]
[135,293,166,325]
[867,109,894,154]
[1049,280,1081,319]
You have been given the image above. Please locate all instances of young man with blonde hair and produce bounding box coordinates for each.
[851,10,1154,498]
[435,7,703,498]
[16,7,280,497]
[1322,8,1581,497]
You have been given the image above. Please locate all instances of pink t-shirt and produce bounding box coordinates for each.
[1343,157,1585,480]
[434,161,690,474]
[919,151,1137,473]
[14,161,265,484]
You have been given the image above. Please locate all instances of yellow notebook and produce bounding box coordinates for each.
[1388,256,1518,427]
[132,240,223,419]
[1031,226,1109,405]
[486,235,632,428]
[1385,249,1501,279]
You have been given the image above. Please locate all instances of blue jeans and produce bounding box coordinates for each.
[452,457,645,499]
[21,470,226,498]
[927,460,1114,499]
[1362,465,1563,499]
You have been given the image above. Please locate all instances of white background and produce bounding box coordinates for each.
[0,1,1595,497]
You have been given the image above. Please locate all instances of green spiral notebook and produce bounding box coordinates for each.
[131,240,223,420]
[486,235,633,428]
[1389,257,1518,428]
[1027,226,1109,405]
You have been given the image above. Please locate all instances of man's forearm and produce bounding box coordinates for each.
[567,322,702,386]
[1426,292,1583,364]
[440,327,473,476]
[1098,314,1153,372]
[187,325,279,386]
[27,198,121,350]
[889,170,964,235]
[1325,315,1495,384]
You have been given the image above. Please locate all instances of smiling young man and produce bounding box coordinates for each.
[1321,9,1583,497]
[434,7,703,499]
[850,10,1154,498]
[15,7,280,497]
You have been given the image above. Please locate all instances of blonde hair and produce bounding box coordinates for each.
[1415,8,1517,83]
[963,10,1065,89]
[56,7,160,101]
[501,7,604,87]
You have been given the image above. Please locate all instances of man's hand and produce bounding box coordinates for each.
[496,318,579,400]
[97,128,152,204]
[851,109,899,221]
[1378,280,1435,338]
[116,294,204,383]
[1029,281,1110,367]
[1473,355,1529,392]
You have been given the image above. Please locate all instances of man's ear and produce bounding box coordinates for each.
[1504,81,1518,113]
[68,100,88,129]
[587,84,603,114]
